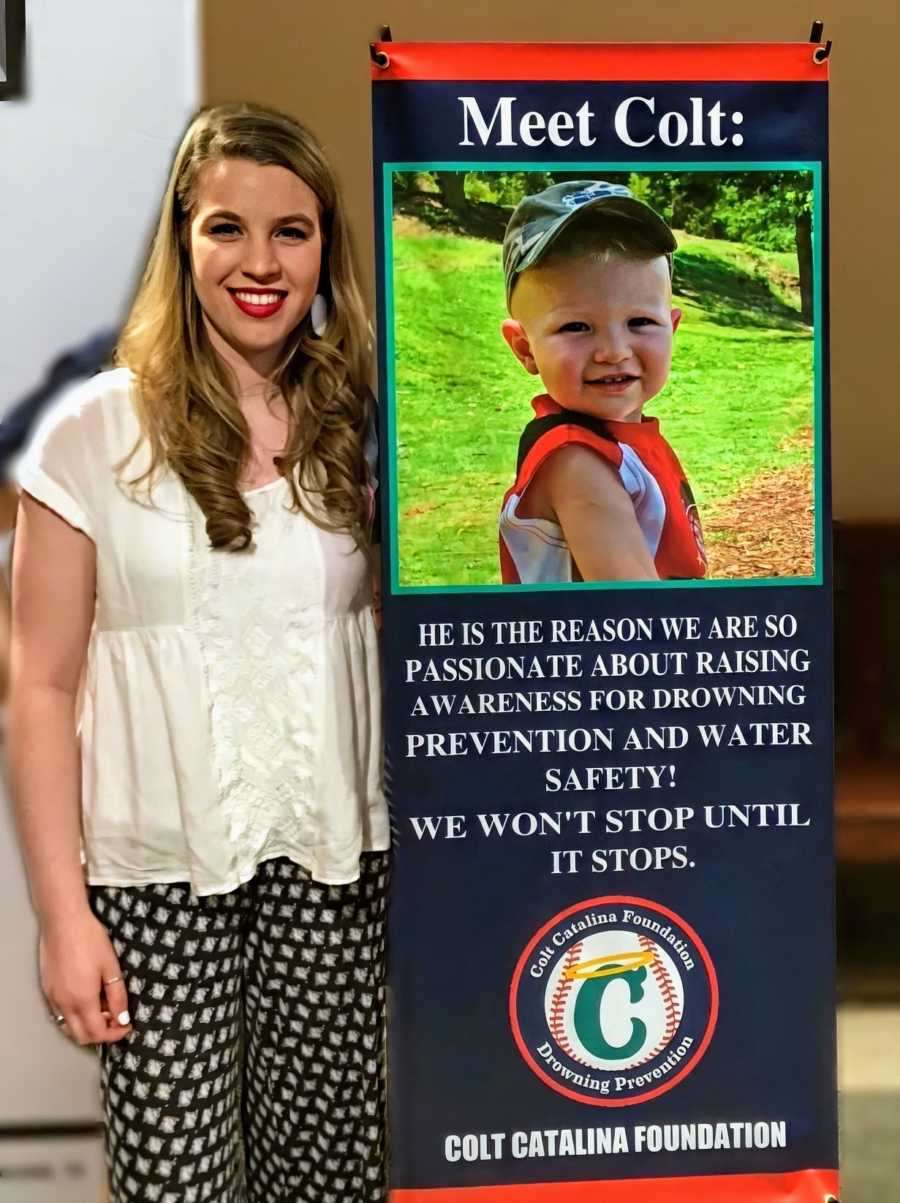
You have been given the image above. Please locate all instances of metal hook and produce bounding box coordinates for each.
[809,19,831,63]
[370,24,392,69]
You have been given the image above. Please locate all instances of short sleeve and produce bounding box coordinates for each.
[15,380,101,538]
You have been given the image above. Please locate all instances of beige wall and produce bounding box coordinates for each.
[204,1,899,522]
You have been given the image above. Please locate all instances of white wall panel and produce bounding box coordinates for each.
[0,0,200,406]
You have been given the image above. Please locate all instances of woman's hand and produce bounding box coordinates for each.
[40,908,133,1046]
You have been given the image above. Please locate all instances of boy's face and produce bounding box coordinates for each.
[502,253,680,424]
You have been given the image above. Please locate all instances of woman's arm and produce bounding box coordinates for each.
[8,494,131,1044]
[537,444,659,582]
[0,481,19,701]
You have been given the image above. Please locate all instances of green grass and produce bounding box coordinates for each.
[391,225,814,587]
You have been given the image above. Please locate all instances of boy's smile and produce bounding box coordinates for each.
[502,254,680,423]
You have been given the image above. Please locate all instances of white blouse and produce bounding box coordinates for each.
[18,368,389,895]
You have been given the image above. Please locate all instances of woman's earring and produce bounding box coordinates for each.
[310,293,328,337]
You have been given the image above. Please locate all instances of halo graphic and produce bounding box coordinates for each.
[564,949,655,980]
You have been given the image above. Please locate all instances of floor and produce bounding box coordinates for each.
[60,1012,900,1203]
[838,1004,900,1203]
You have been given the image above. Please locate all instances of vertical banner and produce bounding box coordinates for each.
[373,43,836,1202]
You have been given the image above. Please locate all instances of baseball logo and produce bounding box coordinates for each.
[510,896,718,1106]
[680,479,708,568]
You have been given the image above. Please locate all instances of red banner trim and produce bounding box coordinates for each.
[371,43,827,83]
[391,1167,839,1201]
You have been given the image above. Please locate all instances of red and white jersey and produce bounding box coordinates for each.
[499,395,707,584]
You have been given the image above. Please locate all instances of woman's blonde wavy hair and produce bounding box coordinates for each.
[117,103,373,550]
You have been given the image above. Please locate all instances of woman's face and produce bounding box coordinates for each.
[188,157,324,375]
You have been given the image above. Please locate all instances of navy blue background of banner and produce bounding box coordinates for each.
[374,82,827,163]
[374,73,835,1192]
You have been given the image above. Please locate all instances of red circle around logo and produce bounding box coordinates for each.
[508,894,719,1107]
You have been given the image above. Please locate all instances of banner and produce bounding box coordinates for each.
[372,42,837,1202]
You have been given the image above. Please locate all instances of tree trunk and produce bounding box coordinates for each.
[430,171,509,241]
[795,211,813,325]
[436,172,468,213]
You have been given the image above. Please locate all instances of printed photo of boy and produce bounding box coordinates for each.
[499,181,707,584]
[387,167,817,591]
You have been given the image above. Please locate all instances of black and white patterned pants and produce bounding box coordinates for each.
[89,853,389,1203]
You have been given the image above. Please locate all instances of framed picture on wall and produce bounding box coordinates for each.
[0,0,25,99]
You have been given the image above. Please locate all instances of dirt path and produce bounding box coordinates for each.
[704,457,815,580]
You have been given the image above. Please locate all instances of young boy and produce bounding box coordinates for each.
[498,180,707,584]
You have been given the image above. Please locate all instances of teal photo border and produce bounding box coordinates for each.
[381,161,825,596]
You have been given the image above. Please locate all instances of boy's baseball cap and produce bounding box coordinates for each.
[503,180,676,306]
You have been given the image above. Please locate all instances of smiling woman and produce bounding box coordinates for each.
[10,105,389,1203]
[190,159,324,371]
[118,105,373,550]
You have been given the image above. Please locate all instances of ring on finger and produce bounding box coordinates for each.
[103,975,122,986]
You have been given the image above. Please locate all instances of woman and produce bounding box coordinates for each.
[9,104,389,1202]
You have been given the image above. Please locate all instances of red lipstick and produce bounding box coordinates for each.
[228,288,287,319]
